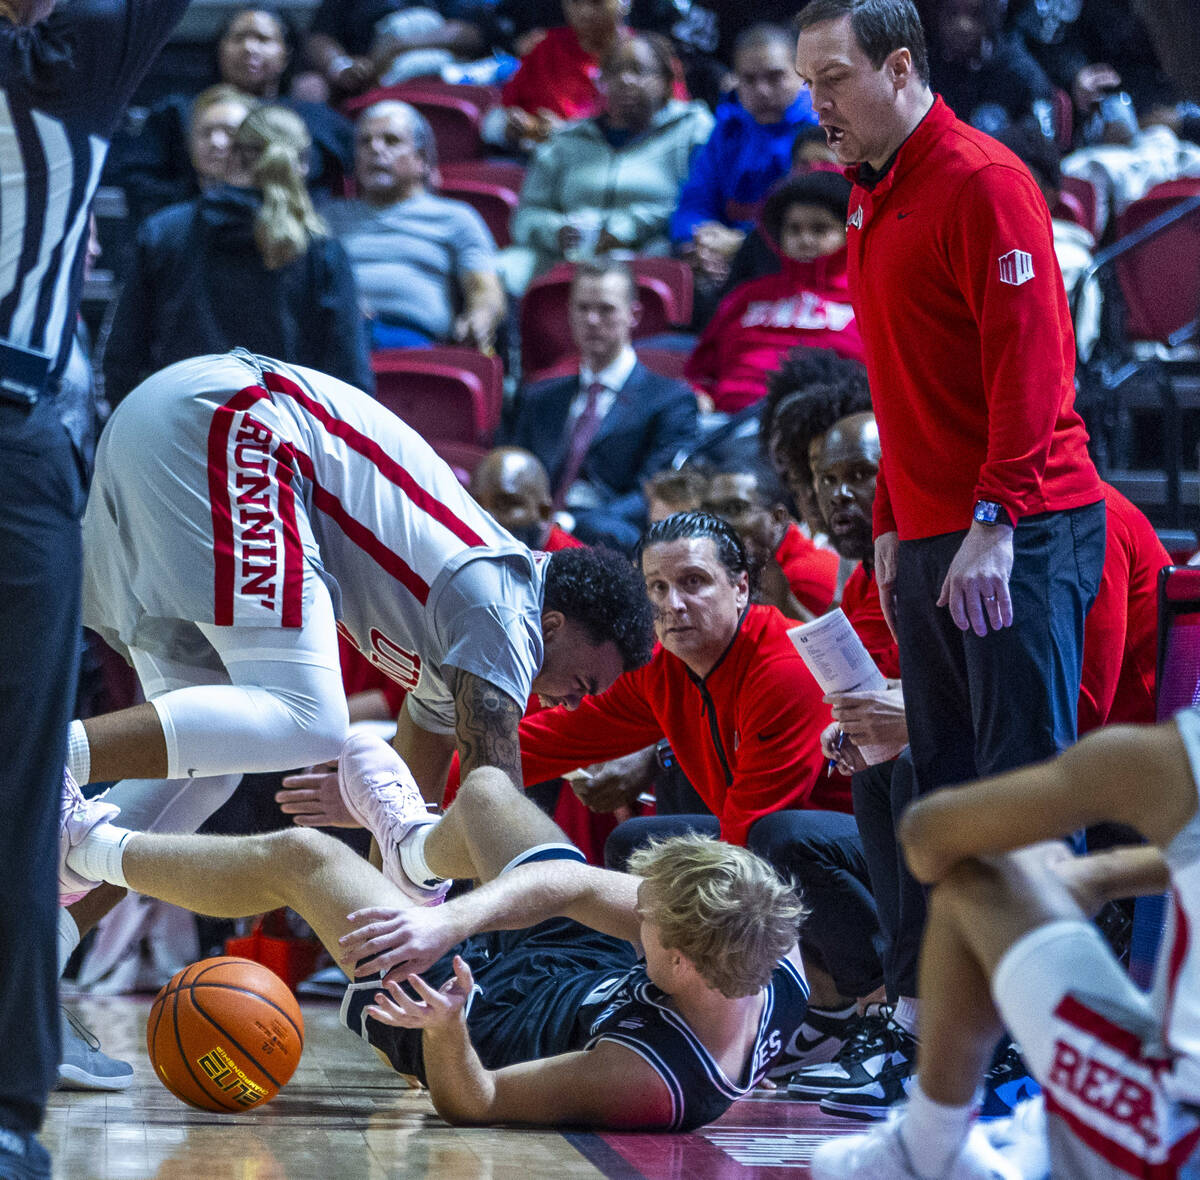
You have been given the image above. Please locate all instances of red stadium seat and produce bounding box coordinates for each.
[520,260,693,377]
[430,438,489,485]
[371,346,503,445]
[634,345,692,381]
[342,81,501,162]
[1114,179,1200,345]
[1059,175,1100,238]
[438,176,519,248]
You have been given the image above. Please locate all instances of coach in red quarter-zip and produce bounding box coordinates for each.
[794,0,1106,803]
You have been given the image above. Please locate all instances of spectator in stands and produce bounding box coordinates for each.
[500,261,698,550]
[1007,0,1174,135]
[469,446,585,551]
[103,106,373,403]
[324,100,506,351]
[685,170,864,414]
[702,458,840,620]
[116,9,354,222]
[670,24,817,302]
[299,0,489,99]
[502,33,713,293]
[119,84,258,226]
[486,0,633,151]
[927,0,1055,136]
[645,464,708,523]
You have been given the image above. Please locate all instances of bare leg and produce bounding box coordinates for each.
[121,827,413,963]
[81,705,168,783]
[66,882,126,939]
[913,846,1088,1105]
[423,767,580,884]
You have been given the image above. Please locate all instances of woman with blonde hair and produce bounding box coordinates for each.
[104,103,372,403]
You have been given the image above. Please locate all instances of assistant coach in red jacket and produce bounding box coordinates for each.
[795,0,1106,801]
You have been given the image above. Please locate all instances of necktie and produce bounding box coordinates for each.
[553,380,606,508]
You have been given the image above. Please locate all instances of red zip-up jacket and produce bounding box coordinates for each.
[842,562,901,680]
[775,521,840,616]
[686,246,864,413]
[515,603,846,846]
[846,97,1101,540]
[1077,483,1165,732]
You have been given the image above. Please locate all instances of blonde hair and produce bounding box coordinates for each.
[628,834,807,998]
[190,82,258,131]
[233,104,326,270]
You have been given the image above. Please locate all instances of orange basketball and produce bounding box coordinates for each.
[147,956,304,1112]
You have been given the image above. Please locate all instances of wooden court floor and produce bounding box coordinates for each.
[45,994,861,1179]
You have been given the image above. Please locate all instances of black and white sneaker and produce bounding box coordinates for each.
[818,1048,916,1120]
[766,1003,858,1079]
[787,1005,917,1108]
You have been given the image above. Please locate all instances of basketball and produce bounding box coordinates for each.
[146,956,305,1112]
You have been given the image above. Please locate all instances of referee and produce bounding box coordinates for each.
[0,1,186,1174]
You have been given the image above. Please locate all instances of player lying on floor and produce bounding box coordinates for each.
[811,708,1200,1180]
[60,733,810,1131]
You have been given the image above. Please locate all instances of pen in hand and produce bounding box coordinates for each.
[827,728,846,777]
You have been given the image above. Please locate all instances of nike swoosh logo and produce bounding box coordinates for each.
[897,211,913,220]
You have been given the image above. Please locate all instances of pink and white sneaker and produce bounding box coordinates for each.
[337,733,449,905]
[59,768,119,905]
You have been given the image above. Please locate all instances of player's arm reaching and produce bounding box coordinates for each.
[338,855,642,980]
[447,668,524,789]
[368,956,675,1128]
[900,719,1199,884]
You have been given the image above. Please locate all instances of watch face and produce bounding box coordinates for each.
[975,501,1001,524]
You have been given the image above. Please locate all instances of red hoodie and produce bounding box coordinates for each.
[685,245,865,413]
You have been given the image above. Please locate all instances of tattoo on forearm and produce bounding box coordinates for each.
[450,669,524,788]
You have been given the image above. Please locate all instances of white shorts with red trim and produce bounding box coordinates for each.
[83,354,326,667]
[993,919,1200,1178]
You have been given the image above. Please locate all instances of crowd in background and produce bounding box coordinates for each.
[30,0,1200,1154]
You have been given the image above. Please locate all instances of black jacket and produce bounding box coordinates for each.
[103,185,373,403]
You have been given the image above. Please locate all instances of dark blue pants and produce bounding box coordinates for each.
[0,396,84,1133]
[605,810,884,999]
[851,751,925,1001]
[895,502,1106,797]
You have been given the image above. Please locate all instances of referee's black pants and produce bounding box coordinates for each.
[0,396,84,1133]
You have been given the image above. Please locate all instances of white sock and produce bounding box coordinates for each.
[67,823,135,890]
[398,819,445,889]
[894,995,921,1036]
[66,720,90,785]
[57,908,81,977]
[899,1077,975,1178]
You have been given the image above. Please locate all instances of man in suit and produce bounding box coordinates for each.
[502,261,698,551]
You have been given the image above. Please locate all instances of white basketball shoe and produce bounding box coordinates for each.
[58,768,120,905]
[337,733,449,904]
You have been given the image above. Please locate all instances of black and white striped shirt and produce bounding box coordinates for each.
[0,0,186,389]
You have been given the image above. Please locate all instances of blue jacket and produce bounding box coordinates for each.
[669,92,817,244]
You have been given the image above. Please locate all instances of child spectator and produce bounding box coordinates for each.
[685,170,863,413]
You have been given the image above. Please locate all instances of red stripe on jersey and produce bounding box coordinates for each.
[272,440,305,627]
[208,385,270,626]
[261,369,485,548]
[1056,993,1149,1060]
[291,447,432,605]
[1043,1090,1177,1178]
